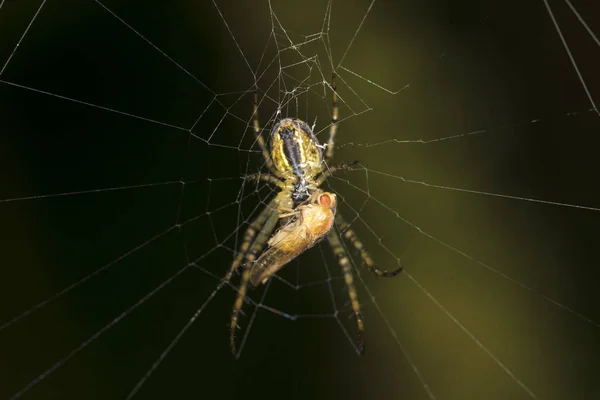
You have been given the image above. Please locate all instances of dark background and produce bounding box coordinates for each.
[1,0,599,399]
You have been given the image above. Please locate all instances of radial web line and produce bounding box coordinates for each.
[405,271,538,399]
[541,0,599,114]
[563,0,600,49]
[336,108,595,148]
[211,0,255,80]
[365,167,600,212]
[126,276,228,399]
[339,65,408,95]
[94,0,213,93]
[336,0,375,69]
[0,0,48,76]
[320,0,335,70]
[0,79,191,133]
[0,181,181,203]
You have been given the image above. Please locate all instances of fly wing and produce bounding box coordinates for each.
[248,247,294,286]
[248,223,310,286]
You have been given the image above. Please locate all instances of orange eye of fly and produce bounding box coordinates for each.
[319,193,331,206]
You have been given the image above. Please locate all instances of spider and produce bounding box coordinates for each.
[224,74,403,356]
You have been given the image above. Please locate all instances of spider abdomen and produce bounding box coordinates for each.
[269,118,322,178]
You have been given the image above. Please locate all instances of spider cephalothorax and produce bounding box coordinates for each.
[224,75,404,358]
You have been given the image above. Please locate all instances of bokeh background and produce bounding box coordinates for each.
[1,0,599,399]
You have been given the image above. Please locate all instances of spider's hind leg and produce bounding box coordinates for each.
[229,197,281,357]
[225,197,278,281]
[336,213,403,277]
[327,227,366,355]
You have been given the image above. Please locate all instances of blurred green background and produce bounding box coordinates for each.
[1,0,599,399]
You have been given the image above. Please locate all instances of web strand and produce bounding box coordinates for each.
[563,0,600,49]
[363,167,600,213]
[94,0,214,93]
[0,181,181,204]
[0,0,48,77]
[542,0,599,115]
[0,79,191,132]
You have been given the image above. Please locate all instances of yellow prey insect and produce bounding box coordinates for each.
[249,191,337,286]
[224,75,403,357]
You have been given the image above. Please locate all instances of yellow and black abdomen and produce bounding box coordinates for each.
[269,118,322,178]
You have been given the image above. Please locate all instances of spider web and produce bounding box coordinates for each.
[1,0,600,399]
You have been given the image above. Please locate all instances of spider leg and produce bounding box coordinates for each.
[246,172,286,189]
[225,197,279,281]
[327,226,365,355]
[253,92,281,176]
[277,206,296,213]
[326,73,339,161]
[230,266,253,357]
[336,213,404,277]
[278,210,300,219]
[230,201,281,357]
[314,160,358,187]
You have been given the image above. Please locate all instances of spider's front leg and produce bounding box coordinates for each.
[277,206,300,219]
[245,172,286,189]
[252,91,280,175]
[315,160,359,187]
[326,73,339,161]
